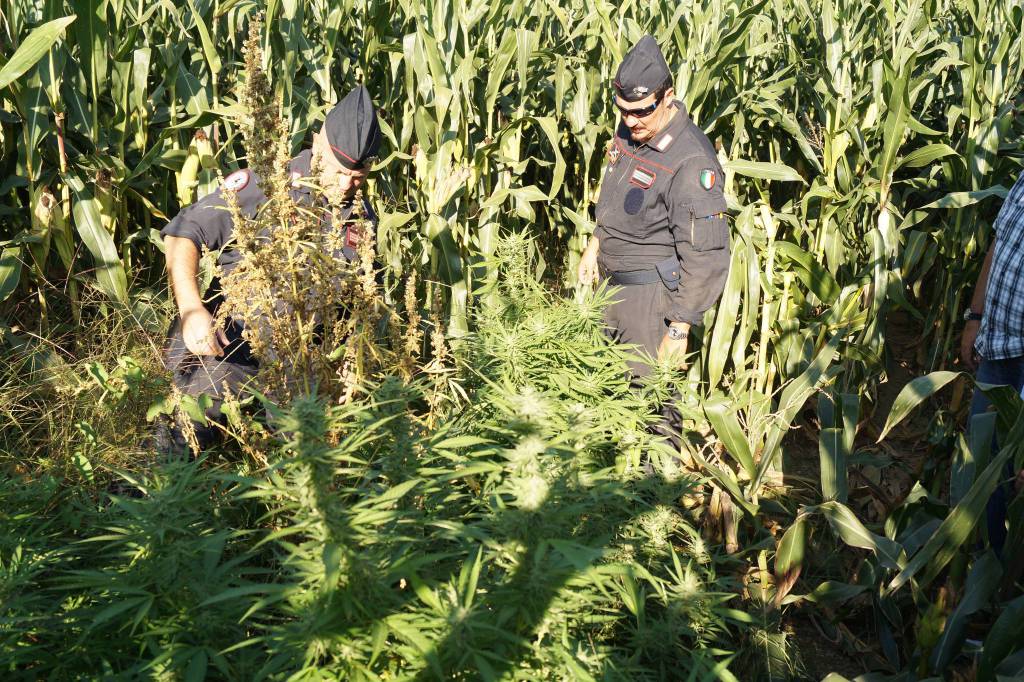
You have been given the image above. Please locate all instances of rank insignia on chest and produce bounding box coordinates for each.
[630,165,656,189]
[607,146,621,166]
[699,168,716,190]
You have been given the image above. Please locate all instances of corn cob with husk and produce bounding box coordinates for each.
[176,130,214,207]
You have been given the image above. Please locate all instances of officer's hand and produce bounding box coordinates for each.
[181,308,229,357]
[578,243,599,286]
[658,328,689,369]
[960,320,981,372]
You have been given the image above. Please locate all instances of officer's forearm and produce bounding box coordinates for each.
[970,240,996,314]
[164,235,205,314]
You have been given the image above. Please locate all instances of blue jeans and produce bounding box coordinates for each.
[968,355,1024,554]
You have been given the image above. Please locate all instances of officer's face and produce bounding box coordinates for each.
[333,165,367,198]
[616,87,675,143]
[315,132,369,200]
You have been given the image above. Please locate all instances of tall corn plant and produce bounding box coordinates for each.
[685,0,1023,504]
[2,0,1020,355]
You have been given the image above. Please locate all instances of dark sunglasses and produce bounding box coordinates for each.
[614,90,665,119]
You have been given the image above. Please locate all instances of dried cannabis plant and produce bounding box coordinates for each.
[215,15,396,406]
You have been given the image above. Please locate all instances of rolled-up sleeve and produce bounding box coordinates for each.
[665,156,731,324]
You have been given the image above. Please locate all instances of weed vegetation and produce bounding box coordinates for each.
[3,235,755,680]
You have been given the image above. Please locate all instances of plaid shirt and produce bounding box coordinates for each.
[976,175,1024,360]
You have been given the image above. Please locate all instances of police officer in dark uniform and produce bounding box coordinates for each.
[158,86,381,450]
[578,35,730,377]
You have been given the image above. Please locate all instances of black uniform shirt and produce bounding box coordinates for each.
[160,149,375,309]
[595,101,730,325]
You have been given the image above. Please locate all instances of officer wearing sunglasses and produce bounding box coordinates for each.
[578,35,730,444]
[157,86,381,452]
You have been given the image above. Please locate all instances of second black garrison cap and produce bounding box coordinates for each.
[614,35,673,102]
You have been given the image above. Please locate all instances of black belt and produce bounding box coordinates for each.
[606,256,681,291]
[608,269,662,285]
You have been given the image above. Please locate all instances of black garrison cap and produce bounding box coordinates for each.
[614,35,673,102]
[323,86,381,169]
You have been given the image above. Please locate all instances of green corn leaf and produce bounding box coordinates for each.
[65,173,128,303]
[754,333,842,491]
[876,67,914,186]
[774,514,807,606]
[885,429,1021,595]
[690,448,759,518]
[819,427,848,502]
[705,399,756,478]
[877,371,963,441]
[995,649,1024,679]
[431,226,463,285]
[0,246,23,303]
[0,15,77,90]
[185,0,221,75]
[533,117,566,199]
[919,187,1009,210]
[976,382,1024,434]
[71,0,108,111]
[818,392,837,430]
[978,595,1024,682]
[484,32,517,117]
[707,243,745,388]
[840,393,859,455]
[818,500,904,570]
[898,143,960,169]
[724,159,805,183]
[782,580,870,606]
[953,412,996,506]
[930,551,1002,671]
[775,241,840,304]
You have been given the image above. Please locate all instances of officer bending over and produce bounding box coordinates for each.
[158,86,381,452]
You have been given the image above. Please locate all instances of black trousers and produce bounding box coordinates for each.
[159,316,259,453]
[602,277,684,453]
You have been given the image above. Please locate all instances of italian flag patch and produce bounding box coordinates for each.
[699,168,716,190]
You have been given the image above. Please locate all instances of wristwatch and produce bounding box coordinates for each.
[963,308,983,322]
[667,325,687,340]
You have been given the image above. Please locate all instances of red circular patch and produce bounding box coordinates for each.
[223,170,249,192]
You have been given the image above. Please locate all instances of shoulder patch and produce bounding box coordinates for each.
[607,145,621,166]
[699,168,716,191]
[223,169,249,192]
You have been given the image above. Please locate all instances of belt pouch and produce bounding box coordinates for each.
[655,257,680,292]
